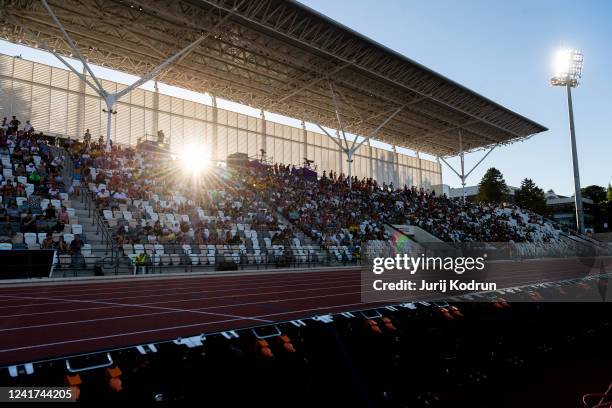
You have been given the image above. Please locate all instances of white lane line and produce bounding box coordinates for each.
[0,280,358,312]
[0,299,375,355]
[0,274,361,309]
[0,270,595,355]
[0,281,362,319]
[0,269,358,296]
[0,288,363,332]
[0,294,271,324]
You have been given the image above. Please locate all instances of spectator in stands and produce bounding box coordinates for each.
[48,184,60,199]
[84,129,91,144]
[9,116,20,133]
[69,234,85,267]
[58,206,69,225]
[28,170,41,186]
[0,117,7,131]
[97,188,110,206]
[6,203,21,222]
[41,233,54,250]
[0,223,14,243]
[55,236,68,253]
[23,120,33,133]
[21,211,37,233]
[44,203,56,220]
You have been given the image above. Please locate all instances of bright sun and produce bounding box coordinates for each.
[180,144,210,174]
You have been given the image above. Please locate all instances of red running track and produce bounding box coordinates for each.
[0,257,606,367]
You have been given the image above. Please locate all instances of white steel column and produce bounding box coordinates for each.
[152,81,159,136]
[40,0,206,151]
[316,96,403,189]
[260,110,267,161]
[438,129,498,203]
[211,95,218,161]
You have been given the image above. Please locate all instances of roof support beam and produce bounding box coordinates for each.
[40,0,104,94]
[315,104,403,189]
[438,130,498,203]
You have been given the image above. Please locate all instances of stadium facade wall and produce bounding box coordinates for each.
[0,54,442,188]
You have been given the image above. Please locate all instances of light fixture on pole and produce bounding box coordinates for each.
[551,49,585,234]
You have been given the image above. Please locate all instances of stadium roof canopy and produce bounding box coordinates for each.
[0,0,547,157]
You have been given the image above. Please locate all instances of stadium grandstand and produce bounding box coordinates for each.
[0,0,611,406]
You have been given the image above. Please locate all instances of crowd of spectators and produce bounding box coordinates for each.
[69,139,296,251]
[243,162,561,254]
[0,117,75,253]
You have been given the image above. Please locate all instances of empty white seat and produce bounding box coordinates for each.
[37,233,47,243]
[133,244,145,255]
[24,233,37,245]
[71,224,83,235]
[0,243,12,250]
[103,210,113,220]
[50,199,61,209]
[67,208,76,217]
[63,234,75,245]
[81,244,92,256]
[154,244,165,254]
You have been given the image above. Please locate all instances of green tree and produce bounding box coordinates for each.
[476,167,508,203]
[582,185,608,232]
[607,183,612,201]
[515,178,547,214]
[581,185,607,204]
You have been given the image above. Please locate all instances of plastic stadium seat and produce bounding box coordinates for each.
[133,244,145,255]
[84,255,97,268]
[37,233,47,243]
[27,243,41,250]
[63,234,75,245]
[81,244,92,256]
[160,254,171,266]
[189,254,200,265]
[58,254,72,268]
[71,224,83,235]
[154,244,165,254]
[0,243,12,250]
[170,254,181,265]
[24,233,37,245]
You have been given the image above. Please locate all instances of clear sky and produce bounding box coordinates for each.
[1,0,610,195]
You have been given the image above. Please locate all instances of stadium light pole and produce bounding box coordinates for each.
[551,49,585,234]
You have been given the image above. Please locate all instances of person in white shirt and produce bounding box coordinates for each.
[113,191,127,201]
[48,186,60,199]
[23,121,33,133]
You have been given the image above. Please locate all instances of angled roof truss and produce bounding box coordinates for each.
[0,0,547,156]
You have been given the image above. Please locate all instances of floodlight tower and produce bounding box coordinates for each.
[551,49,585,234]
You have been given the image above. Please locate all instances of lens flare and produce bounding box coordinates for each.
[180,144,210,174]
